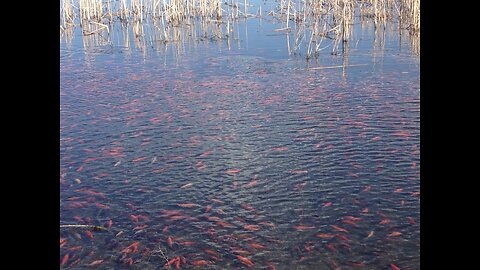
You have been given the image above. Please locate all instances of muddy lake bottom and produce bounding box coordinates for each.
[60,13,419,270]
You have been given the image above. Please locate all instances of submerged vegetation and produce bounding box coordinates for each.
[61,0,419,58]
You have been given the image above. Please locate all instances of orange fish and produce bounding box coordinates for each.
[323,202,332,207]
[179,241,196,246]
[95,203,110,209]
[248,243,266,249]
[316,233,335,239]
[165,257,178,266]
[191,260,210,266]
[380,219,391,225]
[226,169,241,175]
[394,188,403,193]
[388,231,402,237]
[60,254,69,266]
[216,221,234,228]
[244,225,261,231]
[407,217,417,225]
[390,263,401,270]
[244,180,258,188]
[87,260,103,266]
[236,255,254,268]
[331,225,349,233]
[122,241,140,253]
[177,203,201,208]
[293,225,315,230]
[205,249,220,256]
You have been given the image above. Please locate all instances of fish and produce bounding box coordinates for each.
[200,150,213,157]
[289,170,308,174]
[367,231,374,238]
[362,185,371,192]
[60,254,69,266]
[181,183,194,189]
[390,263,401,270]
[394,188,404,193]
[216,221,235,228]
[162,226,169,233]
[244,180,258,188]
[331,225,349,233]
[407,217,417,225]
[205,205,213,212]
[388,231,402,237]
[114,161,121,167]
[191,260,210,266]
[226,169,241,175]
[244,224,261,231]
[316,233,335,239]
[361,208,369,213]
[87,260,103,266]
[167,236,174,248]
[205,249,221,256]
[323,202,332,207]
[240,204,256,211]
[248,243,266,249]
[210,198,224,204]
[272,147,288,151]
[177,203,201,208]
[85,230,94,239]
[236,255,254,268]
[130,214,139,223]
[106,219,113,229]
[379,219,391,225]
[95,203,110,209]
[179,241,196,246]
[293,225,315,230]
[133,225,148,230]
[165,257,178,266]
[122,242,140,253]
[132,157,147,163]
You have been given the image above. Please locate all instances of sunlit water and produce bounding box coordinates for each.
[60,6,419,270]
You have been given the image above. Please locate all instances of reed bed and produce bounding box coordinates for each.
[60,0,419,58]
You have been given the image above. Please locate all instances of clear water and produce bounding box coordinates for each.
[60,5,419,270]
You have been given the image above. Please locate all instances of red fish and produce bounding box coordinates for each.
[331,225,349,233]
[316,233,335,239]
[236,255,254,268]
[122,242,140,254]
[132,157,147,163]
[323,202,332,207]
[165,257,178,266]
[191,260,210,266]
[177,203,200,208]
[205,249,221,256]
[407,217,417,224]
[200,150,213,157]
[133,224,148,230]
[244,225,261,231]
[85,230,94,239]
[289,170,308,173]
[106,219,113,228]
[388,231,402,237]
[95,203,110,209]
[272,147,288,151]
[60,254,69,266]
[293,225,315,230]
[248,243,266,249]
[244,180,258,188]
[361,208,369,213]
[390,263,401,270]
[362,185,371,192]
[241,204,256,211]
[210,198,224,204]
[76,165,84,172]
[394,188,404,193]
[216,221,234,228]
[226,169,241,175]
[130,214,139,223]
[87,260,103,266]
[380,219,391,225]
[179,241,196,246]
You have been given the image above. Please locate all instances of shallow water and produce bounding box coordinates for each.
[60,5,419,269]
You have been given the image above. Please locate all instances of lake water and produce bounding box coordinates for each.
[60,3,419,269]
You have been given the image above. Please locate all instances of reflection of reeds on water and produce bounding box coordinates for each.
[60,0,419,59]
